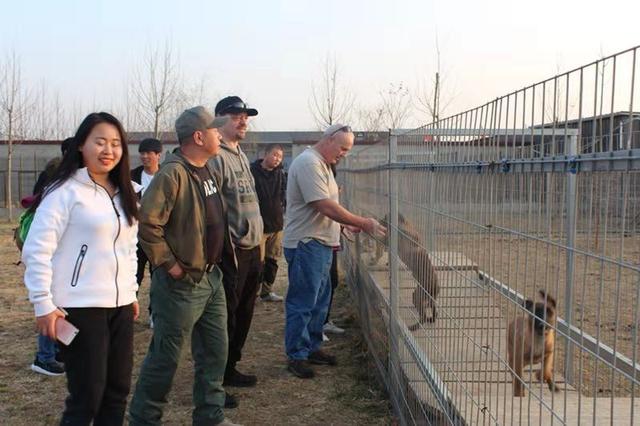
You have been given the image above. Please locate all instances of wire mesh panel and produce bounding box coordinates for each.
[0,153,56,209]
[339,45,640,425]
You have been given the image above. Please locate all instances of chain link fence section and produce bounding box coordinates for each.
[339,45,640,425]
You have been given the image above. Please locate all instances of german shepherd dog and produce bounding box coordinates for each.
[507,290,559,397]
[373,214,440,330]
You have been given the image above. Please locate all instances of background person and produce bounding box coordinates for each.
[32,137,73,195]
[22,112,140,424]
[28,137,73,376]
[250,143,286,302]
[130,138,162,198]
[130,137,162,327]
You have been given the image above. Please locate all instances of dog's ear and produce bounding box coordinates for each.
[524,299,535,312]
[539,290,556,308]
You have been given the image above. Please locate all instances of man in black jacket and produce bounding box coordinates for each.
[250,144,286,302]
[131,138,162,326]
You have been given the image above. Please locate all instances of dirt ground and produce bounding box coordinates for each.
[0,222,393,425]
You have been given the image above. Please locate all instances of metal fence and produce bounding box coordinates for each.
[0,153,57,212]
[339,45,640,424]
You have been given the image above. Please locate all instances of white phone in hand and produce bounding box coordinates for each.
[55,317,79,346]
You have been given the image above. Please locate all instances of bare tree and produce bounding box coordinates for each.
[169,74,217,130]
[186,74,217,106]
[69,99,85,136]
[132,43,180,137]
[416,37,455,125]
[114,78,140,133]
[33,80,53,140]
[380,82,412,130]
[0,51,31,220]
[309,54,356,128]
[51,91,70,139]
[544,61,569,127]
[356,106,385,132]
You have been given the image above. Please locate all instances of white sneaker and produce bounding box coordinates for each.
[323,321,345,334]
[322,333,330,342]
[260,292,283,302]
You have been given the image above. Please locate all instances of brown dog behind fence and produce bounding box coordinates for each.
[507,289,559,397]
[374,214,440,330]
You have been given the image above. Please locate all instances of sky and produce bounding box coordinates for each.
[0,0,638,132]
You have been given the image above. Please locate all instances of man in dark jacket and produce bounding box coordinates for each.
[130,138,162,327]
[250,144,286,302]
[129,107,240,426]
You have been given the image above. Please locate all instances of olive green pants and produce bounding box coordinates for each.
[129,266,227,426]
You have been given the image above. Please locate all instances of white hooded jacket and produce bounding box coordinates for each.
[22,167,139,317]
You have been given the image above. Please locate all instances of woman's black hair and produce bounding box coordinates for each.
[34,112,138,225]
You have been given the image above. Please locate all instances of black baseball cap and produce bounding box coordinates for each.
[214,96,258,116]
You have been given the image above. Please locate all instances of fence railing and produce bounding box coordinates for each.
[0,153,57,214]
[339,45,640,425]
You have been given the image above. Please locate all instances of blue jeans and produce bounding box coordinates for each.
[36,334,57,363]
[284,239,333,360]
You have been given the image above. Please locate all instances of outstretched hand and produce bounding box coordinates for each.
[361,218,386,238]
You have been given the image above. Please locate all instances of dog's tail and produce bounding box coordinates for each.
[538,289,557,308]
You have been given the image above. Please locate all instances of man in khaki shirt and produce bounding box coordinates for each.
[283,123,385,379]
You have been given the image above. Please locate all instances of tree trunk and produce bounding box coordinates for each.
[6,114,13,221]
[432,72,440,124]
[154,113,159,139]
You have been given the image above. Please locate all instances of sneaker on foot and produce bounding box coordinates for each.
[31,358,65,376]
[224,392,238,409]
[308,349,337,366]
[216,418,242,426]
[323,320,345,334]
[287,359,314,379]
[322,333,330,342]
[223,367,257,387]
[260,292,283,302]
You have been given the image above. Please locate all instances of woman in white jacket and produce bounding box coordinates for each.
[22,112,140,425]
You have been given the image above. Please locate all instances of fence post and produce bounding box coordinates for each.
[388,130,401,406]
[564,133,578,385]
[346,158,362,295]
